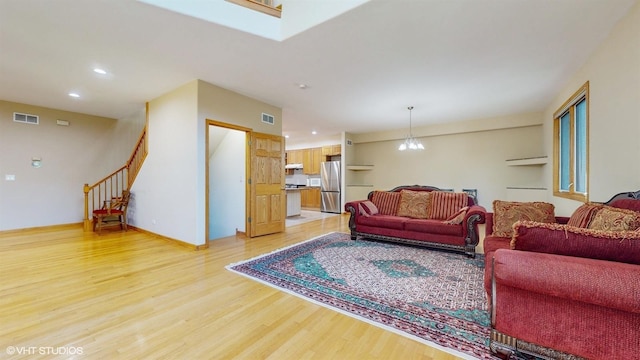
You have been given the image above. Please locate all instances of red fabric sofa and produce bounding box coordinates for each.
[483,191,640,359]
[344,185,486,257]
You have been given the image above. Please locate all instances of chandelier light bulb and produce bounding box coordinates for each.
[398,106,424,151]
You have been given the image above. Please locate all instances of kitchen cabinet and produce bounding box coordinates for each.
[303,147,322,175]
[321,144,341,156]
[287,149,303,165]
[310,187,321,208]
[300,187,321,209]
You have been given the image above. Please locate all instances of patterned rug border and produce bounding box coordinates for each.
[226,232,480,360]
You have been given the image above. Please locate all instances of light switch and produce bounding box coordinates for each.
[5,174,16,181]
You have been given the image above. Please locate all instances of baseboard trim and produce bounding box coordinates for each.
[0,222,82,235]
[128,226,209,251]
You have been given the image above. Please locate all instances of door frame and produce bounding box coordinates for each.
[206,119,253,240]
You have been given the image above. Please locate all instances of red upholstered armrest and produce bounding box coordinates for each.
[493,249,640,314]
[344,200,368,218]
[512,221,640,265]
[465,205,486,223]
[461,205,486,236]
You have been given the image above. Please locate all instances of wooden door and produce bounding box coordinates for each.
[249,132,285,237]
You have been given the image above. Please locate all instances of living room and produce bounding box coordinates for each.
[0,0,639,358]
[1,1,638,242]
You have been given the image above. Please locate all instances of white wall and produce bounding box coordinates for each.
[345,1,640,215]
[0,100,144,231]
[131,80,200,244]
[132,80,282,246]
[542,1,640,215]
[209,127,246,239]
[349,122,544,210]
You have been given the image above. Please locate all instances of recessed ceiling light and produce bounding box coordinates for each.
[285,135,290,138]
[68,93,80,98]
[297,83,308,90]
[312,130,317,135]
[93,68,107,75]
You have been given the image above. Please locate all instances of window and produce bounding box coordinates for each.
[553,81,589,202]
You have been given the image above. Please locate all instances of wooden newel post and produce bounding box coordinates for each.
[83,183,92,232]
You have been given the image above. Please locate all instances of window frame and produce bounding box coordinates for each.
[553,81,589,202]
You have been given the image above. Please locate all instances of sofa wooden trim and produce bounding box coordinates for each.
[345,185,486,257]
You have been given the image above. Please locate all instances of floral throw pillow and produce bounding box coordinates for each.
[492,200,556,238]
[588,206,640,231]
[396,190,431,219]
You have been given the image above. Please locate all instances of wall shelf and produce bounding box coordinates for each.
[506,156,548,166]
[347,165,374,171]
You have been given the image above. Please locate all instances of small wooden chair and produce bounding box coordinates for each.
[93,190,130,233]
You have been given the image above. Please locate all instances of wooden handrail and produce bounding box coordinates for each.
[127,127,147,186]
[226,0,281,18]
[83,126,148,231]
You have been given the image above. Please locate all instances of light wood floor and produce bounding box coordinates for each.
[0,215,461,359]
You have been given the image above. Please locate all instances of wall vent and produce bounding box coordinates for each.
[261,113,275,125]
[13,112,39,125]
[346,139,353,146]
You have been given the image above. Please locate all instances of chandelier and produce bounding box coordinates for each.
[398,106,424,151]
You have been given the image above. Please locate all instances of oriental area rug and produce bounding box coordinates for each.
[227,232,504,359]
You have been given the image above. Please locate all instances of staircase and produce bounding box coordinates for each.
[83,126,147,231]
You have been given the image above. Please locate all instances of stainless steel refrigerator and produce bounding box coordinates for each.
[320,161,341,213]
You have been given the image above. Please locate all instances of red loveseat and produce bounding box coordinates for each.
[484,191,640,359]
[344,185,486,257]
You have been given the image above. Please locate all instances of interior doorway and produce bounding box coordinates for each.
[207,122,248,241]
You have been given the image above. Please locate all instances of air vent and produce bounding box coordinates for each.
[261,113,275,125]
[13,112,39,125]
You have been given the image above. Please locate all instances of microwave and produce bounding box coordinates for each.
[308,178,321,187]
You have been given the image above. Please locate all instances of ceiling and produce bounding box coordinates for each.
[0,0,636,147]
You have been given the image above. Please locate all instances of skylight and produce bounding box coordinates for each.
[137,0,369,41]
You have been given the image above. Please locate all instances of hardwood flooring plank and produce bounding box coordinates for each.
[0,214,462,359]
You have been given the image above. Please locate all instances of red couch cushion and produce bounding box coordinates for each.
[493,249,640,359]
[357,214,407,230]
[93,209,123,215]
[493,249,640,314]
[404,219,463,236]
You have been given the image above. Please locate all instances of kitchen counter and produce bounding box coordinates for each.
[286,189,301,217]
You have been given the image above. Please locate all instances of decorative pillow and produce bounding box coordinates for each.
[511,220,640,265]
[370,191,401,216]
[588,206,640,231]
[567,203,603,228]
[396,190,431,219]
[358,200,379,217]
[428,191,468,220]
[492,200,555,237]
[443,206,469,225]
